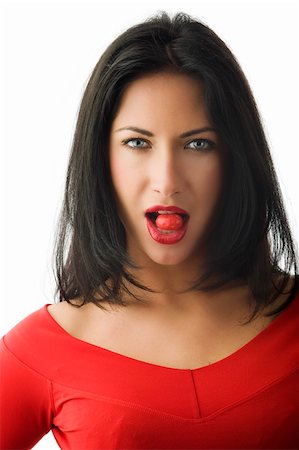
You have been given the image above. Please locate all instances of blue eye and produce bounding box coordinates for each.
[122,138,149,149]
[186,139,215,151]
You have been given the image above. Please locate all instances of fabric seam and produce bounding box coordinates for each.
[2,337,56,428]
[2,335,299,423]
[2,336,52,381]
[48,379,57,417]
[49,364,299,423]
[189,370,202,418]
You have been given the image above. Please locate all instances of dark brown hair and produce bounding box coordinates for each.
[52,11,298,324]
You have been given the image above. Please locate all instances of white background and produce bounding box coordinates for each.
[1,0,298,447]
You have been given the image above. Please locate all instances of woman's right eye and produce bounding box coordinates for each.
[121,137,150,149]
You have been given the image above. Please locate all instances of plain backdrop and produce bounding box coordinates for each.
[1,0,298,447]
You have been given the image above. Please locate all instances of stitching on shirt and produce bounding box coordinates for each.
[50,364,299,424]
[2,336,52,381]
[189,370,202,418]
[203,365,299,422]
[2,337,56,425]
[3,336,299,424]
[48,380,57,417]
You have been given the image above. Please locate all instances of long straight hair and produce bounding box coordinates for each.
[53,11,298,324]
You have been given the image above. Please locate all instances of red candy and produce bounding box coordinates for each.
[155,213,184,230]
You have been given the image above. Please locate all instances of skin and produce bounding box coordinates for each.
[108,70,254,319]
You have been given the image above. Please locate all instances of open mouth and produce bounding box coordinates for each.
[145,212,190,244]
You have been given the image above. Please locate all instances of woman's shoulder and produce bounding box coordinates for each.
[2,300,100,380]
[1,304,58,378]
[46,298,109,334]
[3,304,48,342]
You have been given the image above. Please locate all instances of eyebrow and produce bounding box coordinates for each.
[115,126,217,138]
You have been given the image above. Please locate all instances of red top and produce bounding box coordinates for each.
[1,293,299,449]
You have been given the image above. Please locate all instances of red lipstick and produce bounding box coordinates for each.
[146,217,189,244]
[145,205,190,245]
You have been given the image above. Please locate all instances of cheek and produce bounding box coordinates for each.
[110,150,129,190]
[109,153,140,208]
[197,158,222,203]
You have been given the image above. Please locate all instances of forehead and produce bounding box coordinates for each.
[112,71,211,130]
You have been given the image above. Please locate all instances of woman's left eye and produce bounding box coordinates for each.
[186,139,215,151]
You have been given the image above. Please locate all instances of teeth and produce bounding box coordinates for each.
[157,210,176,214]
[157,229,174,234]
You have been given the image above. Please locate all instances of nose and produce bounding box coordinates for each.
[151,147,182,197]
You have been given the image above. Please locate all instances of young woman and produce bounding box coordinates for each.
[1,11,298,450]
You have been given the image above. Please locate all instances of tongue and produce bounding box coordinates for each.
[155,213,184,230]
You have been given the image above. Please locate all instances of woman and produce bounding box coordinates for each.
[1,11,298,449]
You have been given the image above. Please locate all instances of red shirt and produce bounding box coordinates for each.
[1,293,299,449]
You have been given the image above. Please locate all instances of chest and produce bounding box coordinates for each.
[66,305,274,370]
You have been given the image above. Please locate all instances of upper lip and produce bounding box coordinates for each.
[145,205,189,215]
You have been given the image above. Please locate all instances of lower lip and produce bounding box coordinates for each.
[145,216,189,245]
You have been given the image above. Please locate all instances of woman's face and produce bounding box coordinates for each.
[109,71,223,267]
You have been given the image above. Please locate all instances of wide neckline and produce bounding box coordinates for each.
[44,291,298,373]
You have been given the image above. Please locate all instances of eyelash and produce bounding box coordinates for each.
[121,137,216,152]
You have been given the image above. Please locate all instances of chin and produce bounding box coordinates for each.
[144,244,196,267]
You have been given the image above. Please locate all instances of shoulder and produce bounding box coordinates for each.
[46,298,115,338]
[47,299,88,335]
[47,298,116,321]
[3,305,47,342]
[47,299,81,317]
[2,304,59,377]
[2,300,100,379]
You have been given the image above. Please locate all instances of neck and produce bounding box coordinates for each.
[118,266,253,320]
